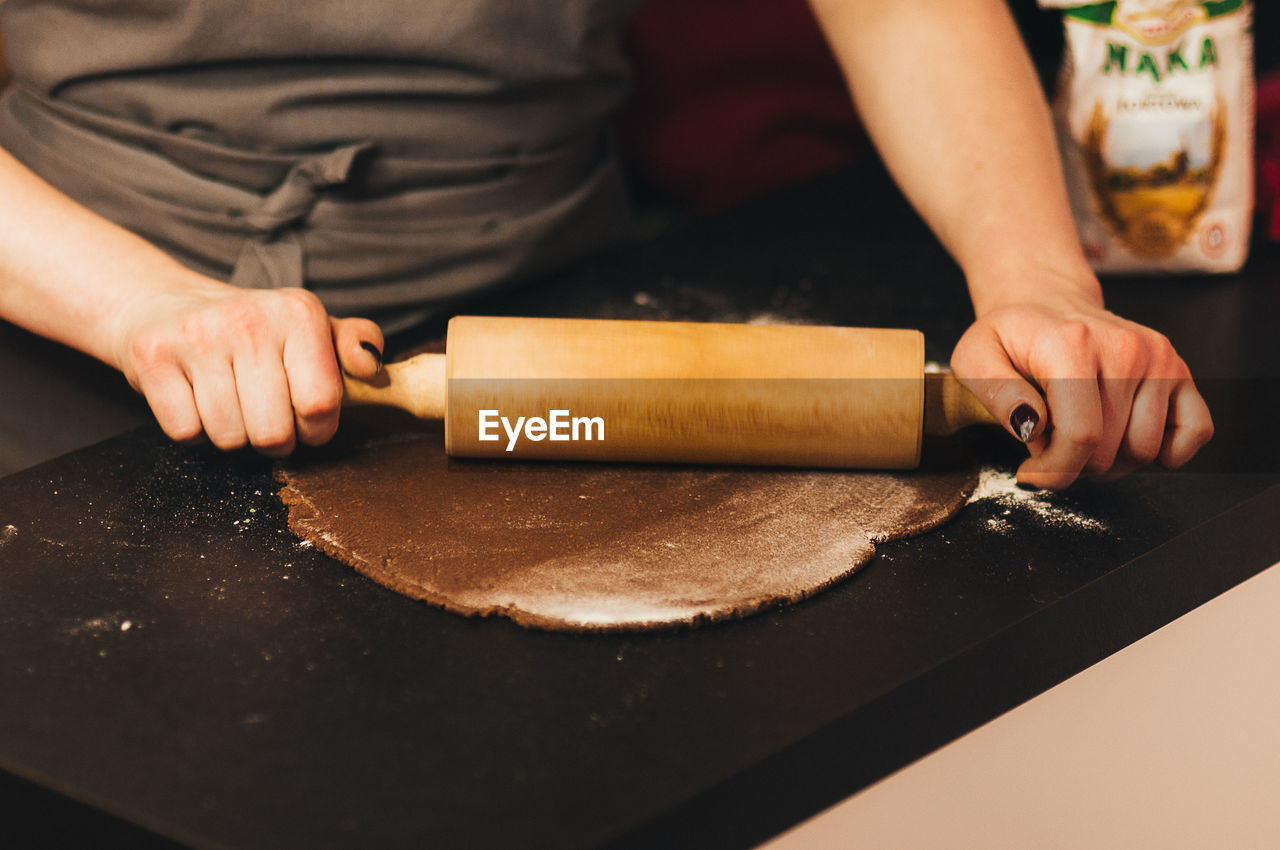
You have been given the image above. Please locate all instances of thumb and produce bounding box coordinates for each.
[330,316,385,381]
[951,322,1048,444]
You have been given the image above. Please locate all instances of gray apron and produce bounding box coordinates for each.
[0,1,639,332]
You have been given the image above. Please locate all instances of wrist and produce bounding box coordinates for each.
[964,256,1104,319]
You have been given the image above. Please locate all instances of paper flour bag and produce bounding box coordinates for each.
[1041,0,1254,272]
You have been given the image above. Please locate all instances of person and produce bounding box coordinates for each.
[0,0,1213,489]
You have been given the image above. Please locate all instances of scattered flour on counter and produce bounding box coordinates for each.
[70,617,113,637]
[0,524,16,549]
[985,515,1014,535]
[968,467,1109,533]
[68,612,137,637]
[745,311,808,326]
[626,279,815,325]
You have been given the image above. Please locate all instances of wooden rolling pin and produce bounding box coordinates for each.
[342,316,997,469]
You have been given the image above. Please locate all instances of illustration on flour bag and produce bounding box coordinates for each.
[1040,0,1254,272]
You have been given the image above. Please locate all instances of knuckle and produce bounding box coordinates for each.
[177,300,263,347]
[208,431,248,451]
[127,327,174,372]
[222,299,270,339]
[176,311,209,344]
[948,340,994,381]
[164,420,204,444]
[278,288,327,322]
[1084,445,1119,474]
[1093,441,1120,465]
[1111,329,1148,375]
[298,416,339,447]
[1055,320,1093,350]
[1059,424,1102,451]
[1128,440,1161,466]
[1148,330,1175,355]
[1054,427,1105,455]
[295,385,343,420]
[948,348,975,378]
[1144,331,1178,370]
[251,425,296,451]
[951,326,981,357]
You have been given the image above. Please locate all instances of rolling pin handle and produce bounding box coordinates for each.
[341,353,447,421]
[923,372,999,436]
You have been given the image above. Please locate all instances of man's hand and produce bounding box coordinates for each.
[801,0,1213,487]
[0,145,377,457]
[114,277,383,456]
[951,301,1213,489]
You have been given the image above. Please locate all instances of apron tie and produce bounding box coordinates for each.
[230,141,374,290]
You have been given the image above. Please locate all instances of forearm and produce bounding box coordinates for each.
[806,0,1102,315]
[0,144,217,369]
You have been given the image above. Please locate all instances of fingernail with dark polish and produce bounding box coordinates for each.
[1010,404,1038,442]
[360,341,383,372]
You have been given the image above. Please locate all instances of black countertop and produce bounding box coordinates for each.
[2,162,1278,849]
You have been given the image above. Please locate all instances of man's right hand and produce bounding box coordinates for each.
[114,277,383,456]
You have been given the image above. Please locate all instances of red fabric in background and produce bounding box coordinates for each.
[1258,70,1280,241]
[617,0,865,211]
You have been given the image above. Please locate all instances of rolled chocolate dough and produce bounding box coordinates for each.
[276,422,977,632]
